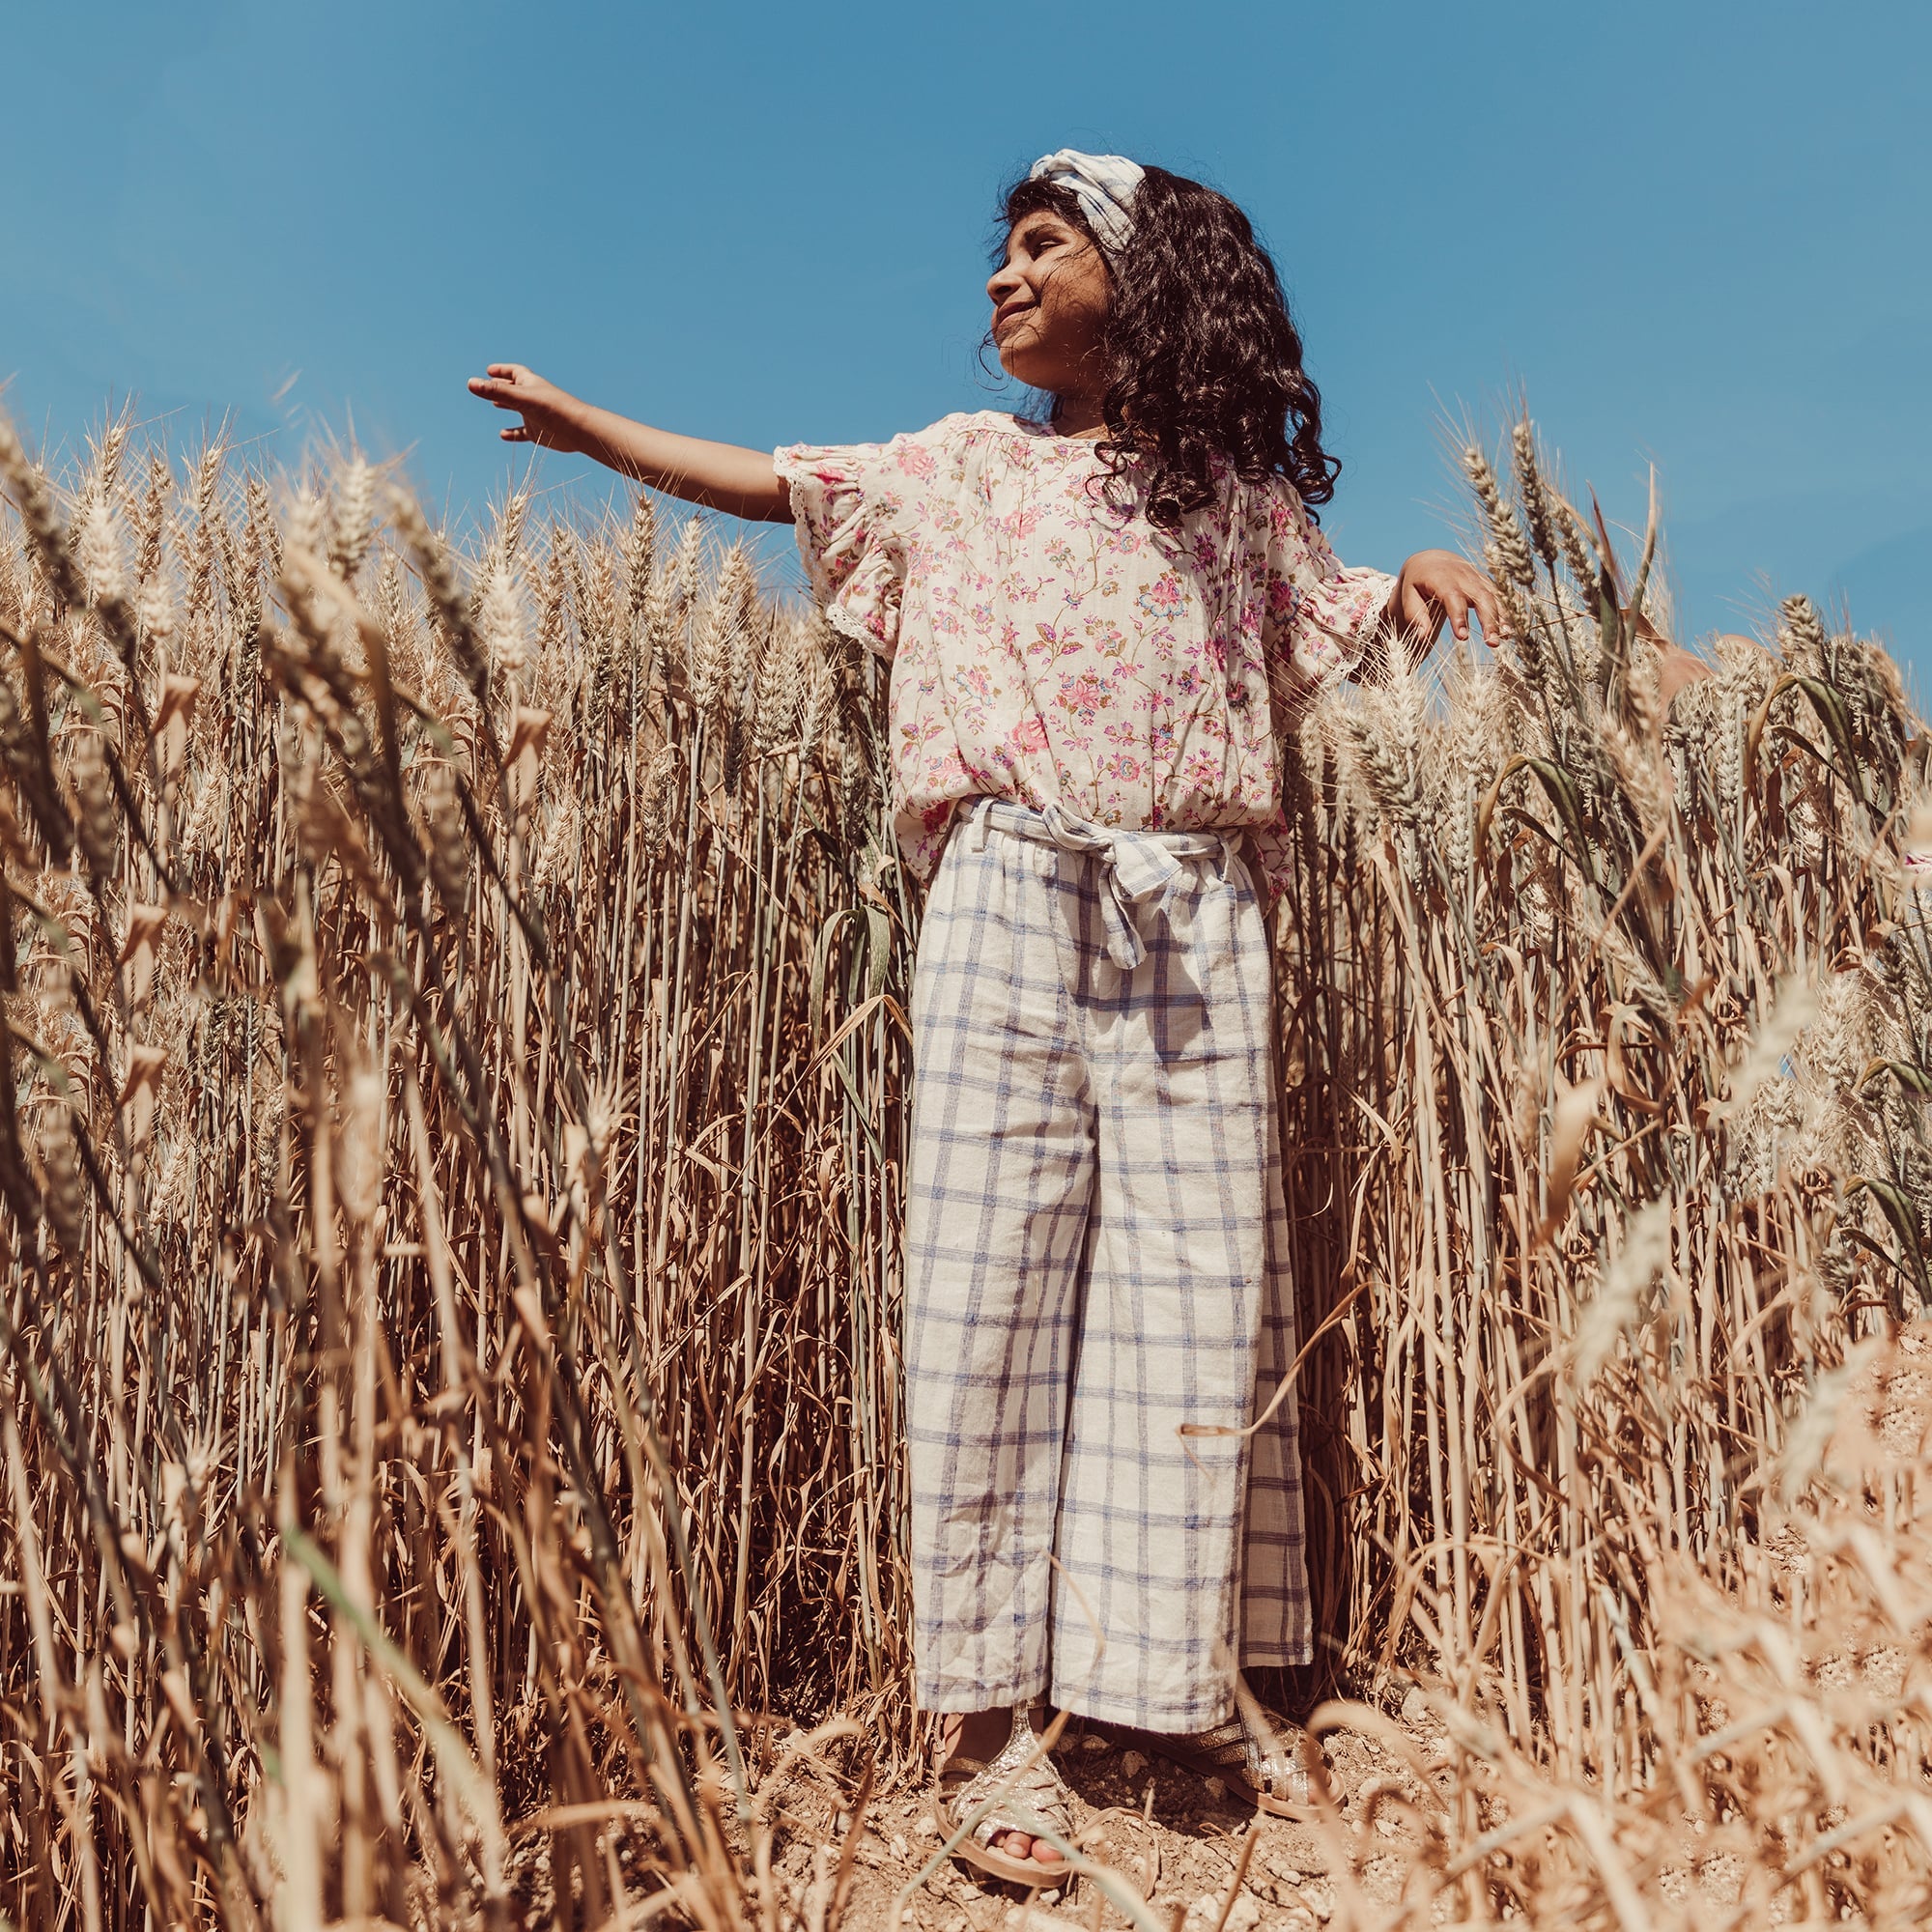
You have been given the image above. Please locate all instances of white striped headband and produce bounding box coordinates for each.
[1026,150,1145,257]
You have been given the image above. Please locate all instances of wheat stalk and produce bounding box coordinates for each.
[0,403,1925,1928]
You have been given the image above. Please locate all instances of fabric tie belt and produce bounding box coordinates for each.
[967,798,1236,971]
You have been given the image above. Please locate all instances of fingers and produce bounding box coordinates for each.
[1399,555,1510,651]
[1402,581,1446,652]
[1402,586,1428,645]
[469,365,536,407]
[1471,580,1505,640]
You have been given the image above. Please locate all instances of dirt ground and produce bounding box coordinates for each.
[766,1707,1442,1931]
[748,1335,1932,1931]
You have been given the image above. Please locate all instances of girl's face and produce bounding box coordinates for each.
[987,211,1112,401]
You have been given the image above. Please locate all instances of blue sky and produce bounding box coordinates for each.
[4,0,1925,700]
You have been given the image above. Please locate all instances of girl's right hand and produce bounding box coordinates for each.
[468,364,584,451]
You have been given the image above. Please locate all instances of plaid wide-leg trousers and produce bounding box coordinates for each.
[904,798,1310,1731]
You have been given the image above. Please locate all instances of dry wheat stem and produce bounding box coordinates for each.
[0,410,1926,1928]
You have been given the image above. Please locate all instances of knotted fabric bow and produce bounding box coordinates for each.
[1027,150,1145,258]
[1036,805,1228,971]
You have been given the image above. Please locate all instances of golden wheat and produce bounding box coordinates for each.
[0,402,1925,1928]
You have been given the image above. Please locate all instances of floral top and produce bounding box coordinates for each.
[775,411,1395,889]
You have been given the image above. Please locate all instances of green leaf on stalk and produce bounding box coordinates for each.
[1848,1176,1932,1305]
[810,908,853,1047]
[1787,673,1867,807]
[1598,574,1626,698]
[1522,756,1599,886]
[1860,1058,1932,1098]
[864,902,892,1002]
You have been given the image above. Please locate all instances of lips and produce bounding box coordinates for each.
[992,304,1033,343]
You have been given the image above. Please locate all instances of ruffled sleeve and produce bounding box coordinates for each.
[774,430,934,661]
[1260,480,1397,696]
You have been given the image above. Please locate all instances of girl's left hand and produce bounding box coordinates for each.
[1388,549,1506,655]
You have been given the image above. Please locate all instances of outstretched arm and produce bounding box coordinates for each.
[467,364,793,524]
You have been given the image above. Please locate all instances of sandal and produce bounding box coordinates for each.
[1126,1711,1314,1817]
[935,1709,1074,1888]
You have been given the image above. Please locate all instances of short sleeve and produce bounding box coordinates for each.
[774,431,933,661]
[1260,481,1396,696]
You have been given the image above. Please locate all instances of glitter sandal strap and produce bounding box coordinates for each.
[935,1713,1073,1884]
[1130,1713,1313,1815]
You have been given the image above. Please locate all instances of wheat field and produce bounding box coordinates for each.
[0,401,1926,1929]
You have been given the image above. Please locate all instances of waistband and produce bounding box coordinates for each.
[963,798,1237,971]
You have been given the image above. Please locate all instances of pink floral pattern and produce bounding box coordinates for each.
[775,412,1395,889]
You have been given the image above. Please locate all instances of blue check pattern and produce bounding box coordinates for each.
[904,800,1311,1731]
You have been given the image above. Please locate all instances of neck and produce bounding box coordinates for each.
[1049,391,1107,439]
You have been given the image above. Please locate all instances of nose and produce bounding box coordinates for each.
[986,257,1025,306]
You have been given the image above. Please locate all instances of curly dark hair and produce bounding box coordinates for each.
[996,166,1340,527]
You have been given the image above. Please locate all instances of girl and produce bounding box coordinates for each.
[470,151,1497,1885]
